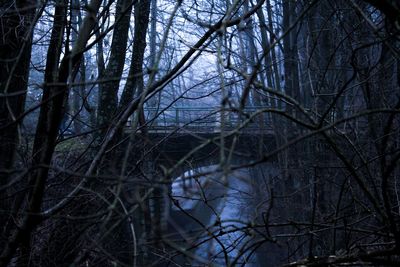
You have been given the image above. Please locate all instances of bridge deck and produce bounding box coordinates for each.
[126,106,274,133]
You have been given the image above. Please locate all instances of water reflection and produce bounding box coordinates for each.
[171,165,266,266]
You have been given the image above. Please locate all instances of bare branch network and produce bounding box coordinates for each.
[0,0,399,266]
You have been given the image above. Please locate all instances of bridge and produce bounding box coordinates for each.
[127,106,275,134]
[126,106,278,177]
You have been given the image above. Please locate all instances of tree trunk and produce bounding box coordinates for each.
[119,0,151,110]
[97,0,134,129]
[0,1,36,246]
[282,0,300,109]
[147,0,160,123]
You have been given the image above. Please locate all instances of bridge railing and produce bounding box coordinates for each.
[127,106,274,133]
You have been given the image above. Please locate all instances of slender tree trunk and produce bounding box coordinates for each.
[147,0,160,123]
[97,0,134,129]
[282,0,301,178]
[282,0,300,110]
[0,1,36,247]
[266,0,282,108]
[71,0,83,135]
[0,0,36,171]
[119,0,151,110]
[117,0,152,261]
[256,6,274,90]
[21,1,67,265]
